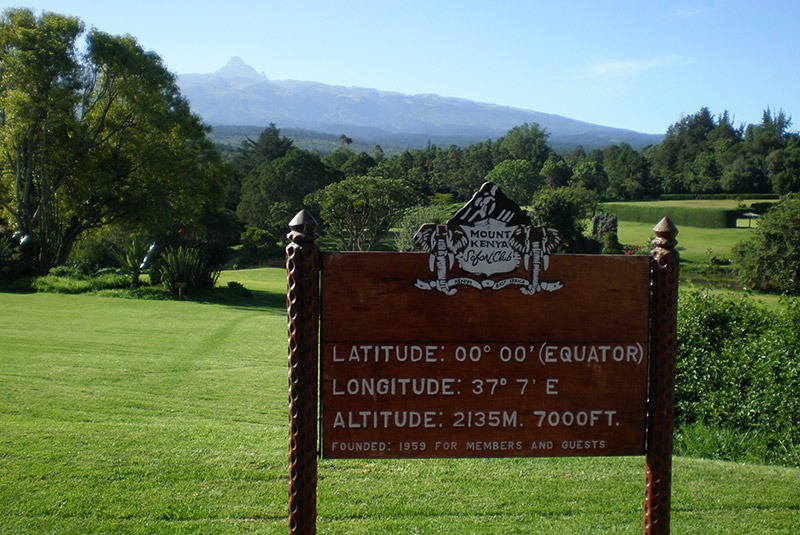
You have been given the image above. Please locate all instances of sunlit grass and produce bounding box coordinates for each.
[616,220,752,265]
[1,269,798,532]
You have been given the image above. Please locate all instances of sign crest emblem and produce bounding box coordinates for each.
[414,182,563,295]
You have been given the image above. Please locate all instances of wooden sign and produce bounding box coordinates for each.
[321,251,650,458]
[287,182,679,533]
[320,183,651,458]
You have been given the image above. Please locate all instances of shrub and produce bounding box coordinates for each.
[30,267,129,293]
[603,202,744,228]
[674,422,769,464]
[159,246,201,295]
[0,236,25,282]
[66,227,114,273]
[226,280,253,298]
[238,226,282,266]
[590,212,624,254]
[676,291,800,466]
[733,193,800,295]
[601,232,624,254]
[158,246,219,295]
[108,236,154,288]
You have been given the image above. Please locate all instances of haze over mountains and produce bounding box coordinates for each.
[178,57,663,150]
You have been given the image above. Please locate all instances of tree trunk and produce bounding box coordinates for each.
[56,224,82,268]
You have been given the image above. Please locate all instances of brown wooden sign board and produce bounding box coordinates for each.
[321,252,651,458]
[286,181,679,534]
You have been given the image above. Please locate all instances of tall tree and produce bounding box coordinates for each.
[528,186,598,253]
[461,140,497,191]
[340,151,377,177]
[744,108,792,156]
[651,107,718,193]
[767,135,800,194]
[484,159,541,205]
[741,109,794,193]
[237,148,337,246]
[306,175,415,251]
[0,8,226,273]
[234,123,294,177]
[570,160,608,195]
[540,153,573,189]
[733,194,800,295]
[226,123,293,211]
[430,145,468,198]
[496,122,552,174]
[603,143,653,199]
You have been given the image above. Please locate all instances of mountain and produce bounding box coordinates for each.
[178,57,662,150]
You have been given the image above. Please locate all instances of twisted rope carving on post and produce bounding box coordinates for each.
[286,210,320,535]
[644,217,679,535]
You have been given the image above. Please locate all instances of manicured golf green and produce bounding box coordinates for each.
[617,220,752,265]
[1,268,798,533]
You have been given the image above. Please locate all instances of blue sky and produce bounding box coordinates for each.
[3,1,799,134]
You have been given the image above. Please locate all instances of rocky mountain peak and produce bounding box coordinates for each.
[214,56,266,82]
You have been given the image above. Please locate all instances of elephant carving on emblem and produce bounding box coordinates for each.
[509,225,563,294]
[413,223,468,295]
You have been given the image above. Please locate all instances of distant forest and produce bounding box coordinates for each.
[225,107,799,256]
[210,125,509,157]
[224,106,799,203]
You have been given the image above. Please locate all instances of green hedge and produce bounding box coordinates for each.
[659,193,779,201]
[677,292,800,466]
[603,203,745,228]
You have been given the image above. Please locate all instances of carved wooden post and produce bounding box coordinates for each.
[286,210,320,535]
[644,217,679,534]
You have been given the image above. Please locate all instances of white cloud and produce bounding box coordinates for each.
[587,56,679,79]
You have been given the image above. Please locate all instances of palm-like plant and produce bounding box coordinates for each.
[109,237,152,288]
[158,246,206,296]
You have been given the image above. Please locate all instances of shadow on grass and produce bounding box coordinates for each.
[680,261,740,290]
[189,287,286,313]
[0,277,288,314]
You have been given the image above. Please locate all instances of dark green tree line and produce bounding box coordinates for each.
[229,109,800,263]
[649,107,799,195]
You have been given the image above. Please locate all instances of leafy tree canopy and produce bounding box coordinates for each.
[306,175,416,251]
[650,107,797,196]
[528,186,599,253]
[234,123,294,177]
[733,193,800,295]
[237,148,337,246]
[0,8,228,273]
[496,122,552,173]
[483,159,542,205]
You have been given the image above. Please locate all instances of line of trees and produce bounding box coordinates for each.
[227,108,800,254]
[343,106,800,203]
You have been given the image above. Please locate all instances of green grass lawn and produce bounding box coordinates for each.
[616,220,752,265]
[1,268,799,533]
[608,195,800,311]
